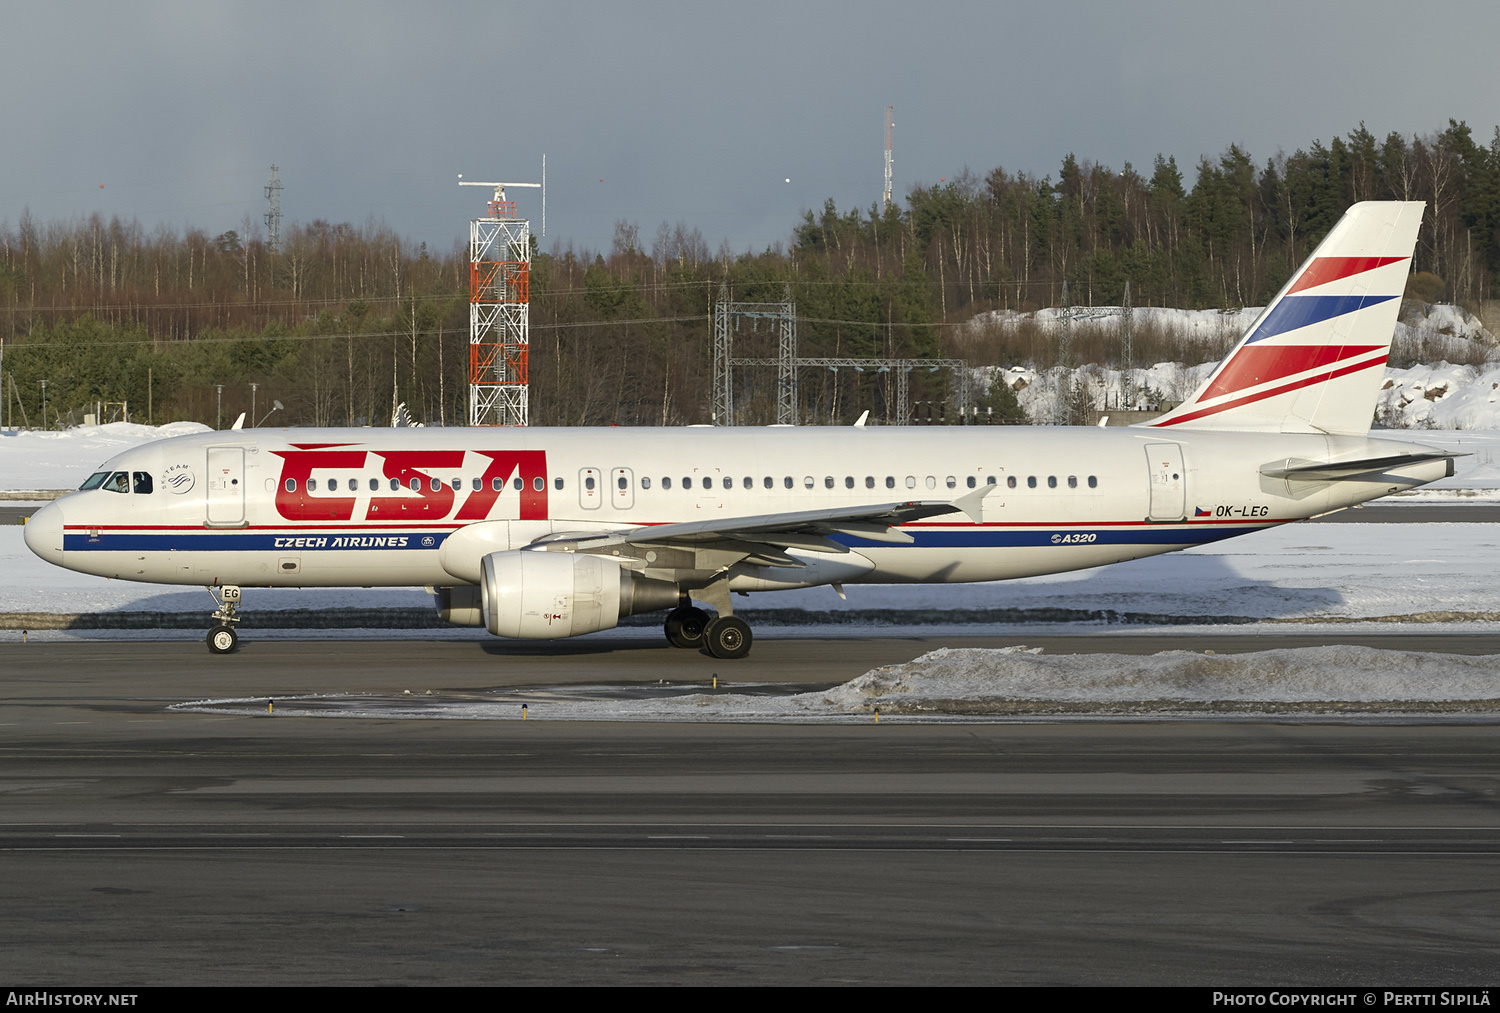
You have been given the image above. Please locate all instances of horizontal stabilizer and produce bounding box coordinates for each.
[1260,451,1461,482]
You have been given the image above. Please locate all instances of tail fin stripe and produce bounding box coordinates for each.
[1285,255,1408,295]
[1152,353,1387,428]
[1245,294,1398,344]
[1203,344,1385,400]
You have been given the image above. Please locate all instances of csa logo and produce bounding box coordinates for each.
[163,463,196,495]
[421,535,435,547]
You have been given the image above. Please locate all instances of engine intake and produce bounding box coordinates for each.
[476,549,679,639]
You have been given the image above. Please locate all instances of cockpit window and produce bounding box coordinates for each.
[102,471,131,494]
[80,472,110,491]
[132,472,154,494]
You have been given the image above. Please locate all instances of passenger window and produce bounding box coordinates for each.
[370,478,379,492]
[926,476,936,490]
[1088,476,1098,488]
[1068,476,1077,489]
[555,477,564,490]
[804,476,814,489]
[763,476,773,489]
[865,477,875,489]
[451,478,462,491]
[585,476,596,491]
[390,478,400,491]
[744,476,753,489]
[327,478,338,492]
[824,477,834,489]
[1048,476,1058,489]
[410,478,421,492]
[493,477,503,492]
[1007,476,1017,488]
[683,477,693,489]
[946,476,956,489]
[723,477,732,490]
[663,477,672,490]
[905,476,916,489]
[133,472,153,494]
[617,476,627,491]
[845,477,854,489]
[534,477,545,492]
[987,476,998,486]
[472,478,481,491]
[1027,476,1037,489]
[885,476,895,489]
[308,478,318,492]
[966,476,976,489]
[430,477,442,492]
[284,478,297,493]
[642,476,652,490]
[784,477,793,489]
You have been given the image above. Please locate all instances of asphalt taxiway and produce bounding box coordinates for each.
[1,635,1497,985]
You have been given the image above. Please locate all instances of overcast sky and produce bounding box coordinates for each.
[4,1,1496,258]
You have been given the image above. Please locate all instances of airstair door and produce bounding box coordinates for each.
[206,446,246,526]
[1145,443,1186,521]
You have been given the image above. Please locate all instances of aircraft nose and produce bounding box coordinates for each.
[23,500,65,564]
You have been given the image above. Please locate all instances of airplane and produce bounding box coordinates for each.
[23,200,1455,659]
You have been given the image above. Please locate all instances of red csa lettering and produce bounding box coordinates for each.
[367,451,467,520]
[454,451,549,521]
[273,447,367,521]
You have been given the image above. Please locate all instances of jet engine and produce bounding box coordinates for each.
[471,549,678,639]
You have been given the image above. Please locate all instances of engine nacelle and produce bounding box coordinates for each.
[479,549,679,639]
[433,585,484,626]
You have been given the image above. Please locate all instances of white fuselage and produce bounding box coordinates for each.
[26,424,1448,594]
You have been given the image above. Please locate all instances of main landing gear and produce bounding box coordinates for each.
[206,585,242,655]
[663,605,753,660]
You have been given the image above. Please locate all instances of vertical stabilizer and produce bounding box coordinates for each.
[1143,201,1424,435]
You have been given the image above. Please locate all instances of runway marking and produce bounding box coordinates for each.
[948,838,1012,842]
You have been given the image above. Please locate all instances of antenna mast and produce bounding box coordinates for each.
[459,170,542,426]
[883,106,894,213]
[264,165,283,253]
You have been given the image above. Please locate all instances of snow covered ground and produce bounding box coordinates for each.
[969,302,1500,428]
[0,421,211,493]
[4,419,1500,625]
[8,419,1500,720]
[175,645,1500,723]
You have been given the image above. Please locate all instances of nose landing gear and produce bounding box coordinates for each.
[206,585,242,654]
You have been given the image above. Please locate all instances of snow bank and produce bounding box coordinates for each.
[0,421,211,491]
[833,645,1500,714]
[173,645,1500,722]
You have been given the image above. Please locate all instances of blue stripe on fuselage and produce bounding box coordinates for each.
[64,524,1268,554]
[837,525,1263,549]
[63,531,451,552]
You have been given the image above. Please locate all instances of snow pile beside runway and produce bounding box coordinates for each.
[828,645,1500,715]
[174,645,1500,722]
[0,421,211,491]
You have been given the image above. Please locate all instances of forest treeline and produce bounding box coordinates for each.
[1,118,1496,429]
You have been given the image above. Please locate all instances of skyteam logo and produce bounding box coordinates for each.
[163,463,196,495]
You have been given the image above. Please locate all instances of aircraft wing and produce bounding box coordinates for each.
[539,485,993,560]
